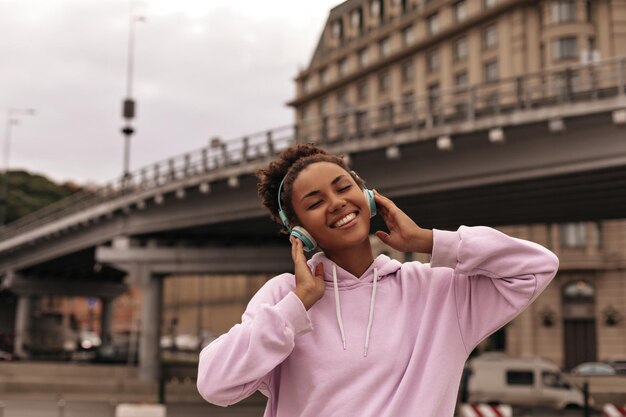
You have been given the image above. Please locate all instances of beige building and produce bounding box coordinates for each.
[288,0,626,137]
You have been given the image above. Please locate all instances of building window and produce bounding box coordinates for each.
[427,13,439,35]
[358,48,369,68]
[428,82,440,107]
[338,58,348,77]
[399,0,409,15]
[552,36,578,60]
[351,8,363,34]
[402,25,415,47]
[357,80,368,101]
[484,0,497,8]
[455,1,468,23]
[379,71,391,93]
[483,24,498,49]
[379,103,393,122]
[319,97,328,117]
[586,0,593,22]
[560,222,586,248]
[563,280,595,297]
[402,92,414,114]
[302,77,310,94]
[484,60,498,83]
[552,0,576,23]
[332,19,344,40]
[320,67,329,86]
[454,71,468,88]
[301,105,309,121]
[427,49,440,72]
[592,221,602,248]
[337,89,349,111]
[379,37,391,58]
[454,36,468,61]
[401,60,414,83]
[371,0,384,23]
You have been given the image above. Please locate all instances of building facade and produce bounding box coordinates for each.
[289,0,626,138]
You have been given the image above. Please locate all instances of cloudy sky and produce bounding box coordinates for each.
[0,0,340,185]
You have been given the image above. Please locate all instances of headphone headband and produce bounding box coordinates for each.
[277,175,291,230]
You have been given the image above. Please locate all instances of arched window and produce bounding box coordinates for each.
[563,280,595,298]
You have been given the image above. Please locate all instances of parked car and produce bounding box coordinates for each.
[571,362,617,376]
[606,360,626,375]
[93,331,138,364]
[463,353,593,410]
[0,349,12,361]
[78,330,102,351]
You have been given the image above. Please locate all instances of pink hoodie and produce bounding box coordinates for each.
[197,225,559,417]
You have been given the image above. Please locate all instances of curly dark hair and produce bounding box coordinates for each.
[256,143,366,236]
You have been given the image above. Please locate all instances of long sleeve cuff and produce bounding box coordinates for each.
[275,291,313,337]
[430,228,461,269]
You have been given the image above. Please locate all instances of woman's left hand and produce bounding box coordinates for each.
[373,190,433,254]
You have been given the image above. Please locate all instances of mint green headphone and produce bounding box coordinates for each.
[277,170,376,252]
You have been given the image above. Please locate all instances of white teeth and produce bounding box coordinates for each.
[333,212,356,228]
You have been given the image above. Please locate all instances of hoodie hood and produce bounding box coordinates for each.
[307,252,402,288]
[306,252,403,356]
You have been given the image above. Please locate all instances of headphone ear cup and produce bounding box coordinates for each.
[363,188,377,218]
[291,226,317,252]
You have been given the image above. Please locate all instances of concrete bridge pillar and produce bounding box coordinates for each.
[100,297,114,347]
[14,295,33,359]
[138,270,163,381]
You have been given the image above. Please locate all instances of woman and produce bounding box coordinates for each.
[197,144,559,417]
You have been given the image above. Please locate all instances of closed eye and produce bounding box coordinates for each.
[307,185,352,209]
[308,201,322,210]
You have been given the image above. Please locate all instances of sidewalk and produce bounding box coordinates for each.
[0,399,266,417]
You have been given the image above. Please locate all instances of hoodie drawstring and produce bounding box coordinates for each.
[364,267,378,357]
[331,264,379,357]
[332,264,347,350]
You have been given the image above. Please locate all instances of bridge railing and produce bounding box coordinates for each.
[0,56,624,241]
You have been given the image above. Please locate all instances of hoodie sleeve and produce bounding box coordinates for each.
[430,225,559,355]
[196,275,313,407]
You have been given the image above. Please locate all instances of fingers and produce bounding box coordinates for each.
[373,189,395,210]
[314,262,324,279]
[375,230,390,244]
[290,236,305,264]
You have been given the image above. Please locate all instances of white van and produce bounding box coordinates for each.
[462,353,592,410]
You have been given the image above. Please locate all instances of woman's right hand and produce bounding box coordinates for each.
[291,236,325,310]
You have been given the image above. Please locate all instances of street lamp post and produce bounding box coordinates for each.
[121,0,144,185]
[0,108,36,226]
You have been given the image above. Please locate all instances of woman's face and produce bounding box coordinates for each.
[290,161,371,251]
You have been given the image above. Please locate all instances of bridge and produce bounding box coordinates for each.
[1,56,625,380]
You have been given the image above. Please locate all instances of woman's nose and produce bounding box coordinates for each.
[328,194,347,212]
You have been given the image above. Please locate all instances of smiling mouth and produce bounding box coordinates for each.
[330,211,359,228]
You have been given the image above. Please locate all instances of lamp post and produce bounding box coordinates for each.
[0,108,36,226]
[121,0,144,185]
